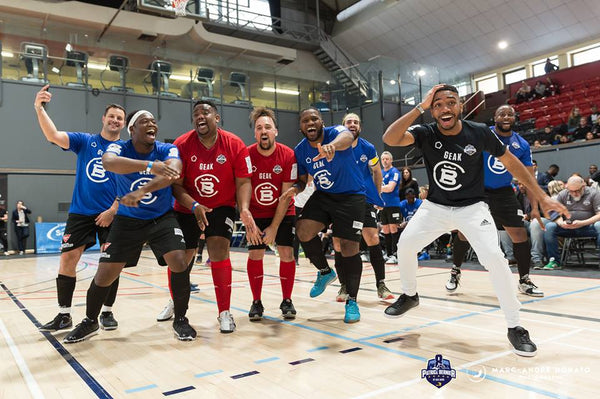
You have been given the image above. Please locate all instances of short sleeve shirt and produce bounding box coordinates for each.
[353,138,384,207]
[409,120,506,206]
[484,127,533,190]
[381,166,401,207]
[556,187,600,221]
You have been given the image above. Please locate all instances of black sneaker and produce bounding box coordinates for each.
[39,313,72,332]
[507,326,537,357]
[173,316,197,341]
[384,293,419,318]
[445,267,461,292]
[99,311,118,331]
[280,298,297,320]
[63,318,99,344]
[248,300,264,321]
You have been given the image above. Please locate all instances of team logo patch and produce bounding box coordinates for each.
[433,161,464,191]
[434,141,442,149]
[106,143,122,155]
[273,165,282,174]
[62,234,71,243]
[480,219,491,226]
[191,155,197,162]
[487,156,507,175]
[463,144,477,156]
[511,142,521,149]
[314,169,334,190]
[291,163,298,180]
[225,217,234,229]
[254,182,278,206]
[195,174,221,198]
[91,142,97,148]
[168,147,179,158]
[86,157,109,183]
[584,200,591,206]
[216,154,227,164]
[360,154,368,162]
[130,177,157,204]
[421,354,456,388]
[174,228,183,236]
[352,220,363,230]
[252,165,257,172]
[305,157,312,164]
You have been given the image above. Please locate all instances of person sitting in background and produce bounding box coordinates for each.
[533,81,547,99]
[418,185,429,200]
[585,131,595,141]
[398,166,419,201]
[537,164,560,194]
[567,107,582,132]
[559,134,570,144]
[573,116,592,141]
[545,77,559,96]
[589,105,599,125]
[515,81,532,104]
[533,140,542,149]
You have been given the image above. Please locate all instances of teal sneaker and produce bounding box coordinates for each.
[344,299,360,323]
[309,269,337,298]
[418,252,430,261]
[543,258,561,270]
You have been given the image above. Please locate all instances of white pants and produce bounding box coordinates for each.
[398,200,521,328]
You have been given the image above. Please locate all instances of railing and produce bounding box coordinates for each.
[462,90,485,120]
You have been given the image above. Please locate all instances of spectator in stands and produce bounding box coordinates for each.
[573,116,592,141]
[544,58,559,74]
[418,185,428,200]
[531,179,566,269]
[587,165,598,185]
[537,164,559,193]
[559,135,570,144]
[567,107,582,132]
[533,81,547,99]
[533,140,542,149]
[515,81,532,104]
[543,176,600,270]
[540,126,553,143]
[585,131,595,141]
[589,105,599,125]
[545,77,559,96]
[532,160,538,180]
[398,167,419,201]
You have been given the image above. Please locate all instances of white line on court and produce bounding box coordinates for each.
[0,317,45,399]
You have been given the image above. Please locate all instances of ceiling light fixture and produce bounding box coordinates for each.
[498,41,508,50]
[417,70,426,77]
[389,79,396,85]
[1,50,13,58]
[262,87,300,96]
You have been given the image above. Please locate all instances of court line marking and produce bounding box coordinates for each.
[0,317,45,399]
[194,370,223,378]
[255,356,280,364]
[124,384,157,394]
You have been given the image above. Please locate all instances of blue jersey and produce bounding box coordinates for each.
[106,140,180,220]
[484,127,533,190]
[353,138,384,207]
[399,198,422,222]
[66,132,120,216]
[295,126,365,195]
[381,166,401,207]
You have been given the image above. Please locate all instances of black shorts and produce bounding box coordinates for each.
[363,203,378,229]
[298,191,365,242]
[248,215,295,250]
[486,186,525,229]
[176,206,236,250]
[61,213,111,253]
[99,211,185,267]
[380,207,401,225]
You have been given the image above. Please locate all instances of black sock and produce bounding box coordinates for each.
[86,280,111,322]
[197,238,205,257]
[57,274,76,309]
[384,233,393,256]
[334,251,345,284]
[369,245,385,283]
[301,236,331,273]
[452,238,470,268]
[343,254,363,299]
[513,241,532,279]
[170,268,191,319]
[392,232,400,255]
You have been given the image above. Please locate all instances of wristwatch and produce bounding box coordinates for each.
[415,104,425,114]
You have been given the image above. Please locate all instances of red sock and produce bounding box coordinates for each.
[210,259,232,313]
[247,258,264,301]
[280,260,296,300]
[167,268,173,300]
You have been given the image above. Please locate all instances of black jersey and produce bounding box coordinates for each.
[408,120,506,206]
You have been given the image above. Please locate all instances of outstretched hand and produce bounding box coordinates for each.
[313,143,336,162]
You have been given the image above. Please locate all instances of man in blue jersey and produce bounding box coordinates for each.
[281,108,365,323]
[34,85,124,332]
[333,113,393,302]
[446,105,543,297]
[398,188,422,227]
[380,151,401,264]
[63,110,195,343]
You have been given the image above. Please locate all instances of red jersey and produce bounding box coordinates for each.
[248,142,297,218]
[173,128,252,212]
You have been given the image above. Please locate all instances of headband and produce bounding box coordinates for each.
[127,110,154,136]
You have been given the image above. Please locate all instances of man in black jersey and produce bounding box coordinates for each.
[382,84,568,357]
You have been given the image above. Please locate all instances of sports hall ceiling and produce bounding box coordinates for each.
[332,0,600,80]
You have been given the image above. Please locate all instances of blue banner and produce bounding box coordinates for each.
[35,222,100,254]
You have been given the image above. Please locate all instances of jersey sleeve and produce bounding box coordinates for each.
[232,141,252,178]
[105,142,124,156]
[519,139,534,167]
[295,146,308,176]
[406,125,428,149]
[284,149,298,182]
[66,132,85,153]
[160,143,180,161]
[367,143,379,166]
[483,129,506,158]
[391,168,400,184]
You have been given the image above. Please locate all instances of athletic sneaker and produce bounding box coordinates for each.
[344,299,360,323]
[280,298,297,320]
[99,311,118,330]
[63,318,99,343]
[532,260,545,270]
[384,293,419,318]
[248,300,264,321]
[445,266,461,292]
[336,284,349,302]
[385,255,398,264]
[518,275,544,297]
[309,269,337,298]
[218,310,236,333]
[507,326,537,357]
[543,258,561,270]
[157,299,174,322]
[205,258,211,267]
[418,252,430,261]
[39,313,72,332]
[377,282,394,300]
[190,283,200,293]
[195,255,202,264]
[173,316,196,341]
[360,253,369,262]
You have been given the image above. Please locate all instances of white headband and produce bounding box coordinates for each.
[127,110,154,136]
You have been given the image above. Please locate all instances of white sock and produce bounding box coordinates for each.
[101,305,112,313]
[59,307,71,314]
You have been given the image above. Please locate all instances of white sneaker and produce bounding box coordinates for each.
[360,253,369,262]
[385,255,397,264]
[218,310,236,333]
[157,299,174,322]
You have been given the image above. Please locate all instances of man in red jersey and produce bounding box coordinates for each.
[162,100,259,333]
[245,107,298,321]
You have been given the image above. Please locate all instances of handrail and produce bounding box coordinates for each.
[462,90,485,120]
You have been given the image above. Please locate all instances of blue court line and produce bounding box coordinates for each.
[0,281,113,399]
[124,384,157,394]
[194,369,223,378]
[231,371,259,379]
[307,346,329,352]
[162,386,195,396]
[255,356,280,364]
[521,284,600,305]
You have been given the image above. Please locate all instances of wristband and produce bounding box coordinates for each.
[415,104,425,114]
[145,161,153,173]
[191,202,200,212]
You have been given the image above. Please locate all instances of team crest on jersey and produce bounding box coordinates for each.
[216,154,227,164]
[91,142,97,148]
[255,182,278,206]
[191,155,197,162]
[168,148,179,158]
[86,157,109,183]
[195,174,220,198]
[433,161,465,191]
[435,141,443,149]
[511,142,521,149]
[314,169,334,189]
[273,165,282,174]
[463,144,477,156]
[130,177,157,204]
[106,143,121,155]
[305,157,312,164]
[360,154,368,162]
[487,156,507,175]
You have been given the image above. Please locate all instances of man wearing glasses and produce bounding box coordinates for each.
[543,175,600,269]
